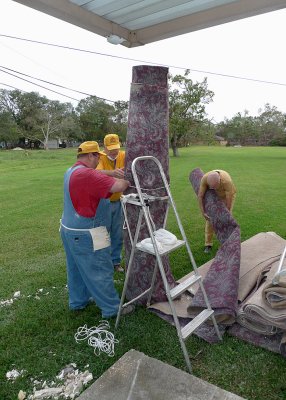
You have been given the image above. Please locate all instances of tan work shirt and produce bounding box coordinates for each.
[199,169,236,201]
[96,151,125,202]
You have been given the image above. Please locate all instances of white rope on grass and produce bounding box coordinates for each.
[74,320,119,357]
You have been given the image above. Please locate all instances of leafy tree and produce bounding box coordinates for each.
[0,89,79,149]
[218,111,258,145]
[111,100,129,143]
[0,110,20,147]
[33,100,79,149]
[256,103,286,145]
[0,89,21,121]
[19,97,79,149]
[58,109,82,143]
[168,70,214,156]
[76,96,115,143]
[0,90,47,134]
[218,105,286,146]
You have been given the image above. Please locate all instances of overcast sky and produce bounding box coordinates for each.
[1,0,286,122]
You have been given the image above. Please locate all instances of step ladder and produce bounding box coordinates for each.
[115,156,222,373]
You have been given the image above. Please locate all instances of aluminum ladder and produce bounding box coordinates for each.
[115,155,222,373]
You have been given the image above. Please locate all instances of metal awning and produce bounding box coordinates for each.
[12,0,286,47]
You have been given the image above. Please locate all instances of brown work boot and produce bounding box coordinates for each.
[114,264,124,272]
[204,245,212,254]
[121,304,135,316]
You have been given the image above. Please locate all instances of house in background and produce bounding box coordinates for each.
[39,139,67,149]
[214,135,227,146]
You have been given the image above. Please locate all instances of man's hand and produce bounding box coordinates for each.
[112,168,124,179]
[110,178,130,193]
[198,192,209,221]
[203,213,210,220]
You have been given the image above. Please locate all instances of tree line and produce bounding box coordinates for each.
[1,70,286,155]
[0,89,129,150]
[217,105,286,147]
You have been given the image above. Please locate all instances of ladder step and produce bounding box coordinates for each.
[121,194,169,206]
[181,309,214,340]
[136,239,185,255]
[170,275,201,299]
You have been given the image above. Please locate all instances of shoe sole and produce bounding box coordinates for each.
[121,305,135,316]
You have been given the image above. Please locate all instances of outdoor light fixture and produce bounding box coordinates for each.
[106,34,126,45]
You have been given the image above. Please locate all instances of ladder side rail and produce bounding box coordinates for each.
[133,156,200,274]
[197,279,217,313]
[131,157,158,214]
[165,197,222,340]
[196,279,222,340]
[210,314,223,341]
[158,177,222,338]
[160,178,199,273]
[162,201,170,229]
[131,156,170,232]
[131,156,203,300]
[146,259,159,307]
[130,156,221,368]
[115,209,144,329]
[160,172,223,337]
[130,156,171,308]
[121,197,134,247]
[141,203,192,373]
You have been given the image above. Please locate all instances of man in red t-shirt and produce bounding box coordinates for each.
[60,141,134,318]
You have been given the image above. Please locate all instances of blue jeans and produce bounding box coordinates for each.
[61,229,120,318]
[110,201,123,265]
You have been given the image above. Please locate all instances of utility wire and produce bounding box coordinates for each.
[0,34,161,64]
[0,38,69,81]
[0,65,115,102]
[0,82,28,92]
[0,82,119,128]
[1,33,286,87]
[0,67,81,101]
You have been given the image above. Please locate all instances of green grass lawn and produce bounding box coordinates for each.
[1,146,286,400]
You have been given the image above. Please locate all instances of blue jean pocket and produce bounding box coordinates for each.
[65,231,93,256]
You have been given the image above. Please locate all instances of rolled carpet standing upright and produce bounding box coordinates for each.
[124,65,177,304]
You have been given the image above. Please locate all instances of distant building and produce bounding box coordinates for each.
[40,139,67,149]
[214,135,227,146]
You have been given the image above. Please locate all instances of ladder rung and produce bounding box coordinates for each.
[136,239,185,255]
[181,309,214,340]
[170,275,201,299]
[123,198,143,206]
[123,287,152,305]
[121,194,169,206]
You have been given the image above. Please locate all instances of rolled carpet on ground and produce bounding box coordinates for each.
[237,259,286,334]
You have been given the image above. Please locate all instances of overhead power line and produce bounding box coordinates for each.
[0,82,28,92]
[0,65,115,103]
[1,33,286,87]
[0,82,118,127]
[0,67,80,101]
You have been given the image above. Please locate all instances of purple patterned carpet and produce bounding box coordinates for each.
[150,168,241,343]
[123,66,177,304]
[188,168,241,326]
[228,323,286,357]
[149,170,286,354]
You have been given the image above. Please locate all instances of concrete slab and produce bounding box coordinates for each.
[78,349,246,400]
